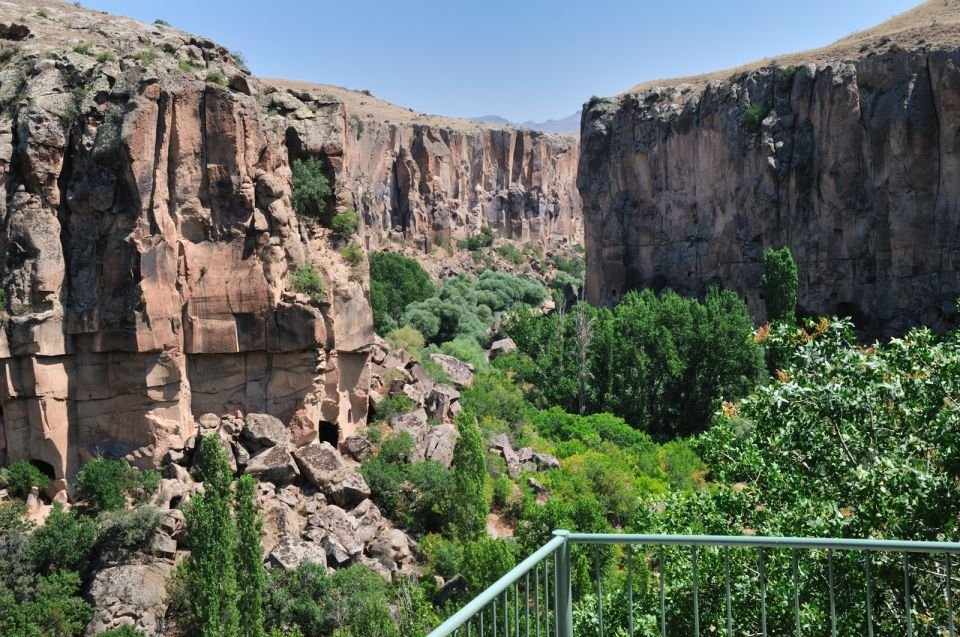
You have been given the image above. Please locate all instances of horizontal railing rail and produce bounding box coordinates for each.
[427,531,960,637]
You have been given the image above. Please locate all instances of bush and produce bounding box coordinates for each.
[75,457,159,512]
[491,476,513,509]
[460,539,516,593]
[373,395,415,423]
[385,326,425,351]
[95,506,162,562]
[178,58,197,72]
[100,626,144,636]
[779,65,798,89]
[421,534,463,579]
[331,208,361,241]
[457,226,494,251]
[0,461,50,499]
[496,243,524,265]
[742,103,769,132]
[95,51,114,63]
[153,18,170,26]
[292,263,325,306]
[72,43,91,55]
[369,252,434,334]
[291,157,332,217]
[136,48,158,65]
[30,503,97,575]
[762,246,798,323]
[205,70,227,86]
[340,242,364,268]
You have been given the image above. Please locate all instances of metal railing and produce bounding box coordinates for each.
[427,531,960,637]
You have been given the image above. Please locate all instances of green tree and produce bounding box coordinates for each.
[235,474,265,637]
[368,252,434,334]
[186,435,239,637]
[761,246,798,323]
[75,457,159,512]
[447,414,488,541]
[291,157,331,217]
[29,503,96,576]
[330,208,361,241]
[0,461,50,499]
[460,538,516,593]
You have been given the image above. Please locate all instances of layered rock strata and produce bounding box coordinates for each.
[580,45,960,336]
[0,3,373,487]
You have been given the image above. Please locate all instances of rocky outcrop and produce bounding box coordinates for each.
[579,46,960,336]
[271,81,582,250]
[0,3,373,487]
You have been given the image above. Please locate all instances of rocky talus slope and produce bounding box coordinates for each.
[269,79,582,251]
[0,2,374,490]
[580,0,960,336]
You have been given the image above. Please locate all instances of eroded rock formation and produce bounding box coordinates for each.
[0,3,373,488]
[580,40,960,336]
[270,80,582,250]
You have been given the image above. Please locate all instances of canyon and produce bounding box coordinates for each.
[579,0,960,337]
[0,0,582,492]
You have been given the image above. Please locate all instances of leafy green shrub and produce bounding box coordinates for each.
[460,539,516,593]
[75,457,159,512]
[340,242,364,267]
[36,9,48,18]
[95,51,114,63]
[72,43,91,55]
[457,226,494,251]
[30,503,97,575]
[0,571,93,637]
[331,208,360,241]
[178,58,198,72]
[742,103,769,132]
[448,415,488,541]
[496,243,524,265]
[0,461,50,499]
[436,338,487,369]
[329,566,399,637]
[99,626,145,637]
[779,65,798,89]
[421,534,463,579]
[349,114,365,139]
[264,561,328,636]
[0,288,6,311]
[136,48,158,65]
[372,394,415,423]
[292,263,325,306]
[153,18,170,26]
[385,326,425,351]
[205,70,227,86]
[761,245,798,323]
[369,252,434,334]
[491,475,513,509]
[95,506,162,561]
[291,157,331,218]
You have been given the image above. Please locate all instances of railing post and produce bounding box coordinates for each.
[553,530,573,637]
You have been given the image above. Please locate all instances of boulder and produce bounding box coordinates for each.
[533,452,561,470]
[84,561,174,637]
[342,435,373,461]
[389,408,428,432]
[293,442,346,487]
[427,354,474,388]
[245,446,300,483]
[423,423,459,467]
[308,505,362,565]
[367,528,414,565]
[351,499,387,545]
[488,337,518,359]
[425,383,460,421]
[326,470,371,508]
[242,413,291,450]
[267,536,328,570]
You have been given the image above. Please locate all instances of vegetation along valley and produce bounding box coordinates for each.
[1,0,960,635]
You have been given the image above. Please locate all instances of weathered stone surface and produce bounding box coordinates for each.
[325,469,371,507]
[425,384,460,422]
[267,536,327,570]
[245,446,299,483]
[308,504,363,565]
[580,48,960,337]
[427,354,474,388]
[293,442,345,486]
[242,413,291,450]
[423,423,459,468]
[488,337,518,359]
[84,561,174,637]
[342,435,372,461]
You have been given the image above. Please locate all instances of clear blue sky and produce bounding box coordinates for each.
[82,0,920,122]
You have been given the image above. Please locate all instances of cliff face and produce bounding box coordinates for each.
[580,44,960,336]
[271,80,582,251]
[0,4,373,488]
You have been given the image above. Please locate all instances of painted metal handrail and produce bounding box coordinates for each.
[427,531,960,637]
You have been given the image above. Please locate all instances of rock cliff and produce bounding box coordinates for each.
[269,79,582,251]
[0,1,373,489]
[579,0,960,336]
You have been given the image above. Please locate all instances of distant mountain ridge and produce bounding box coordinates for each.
[470,111,581,133]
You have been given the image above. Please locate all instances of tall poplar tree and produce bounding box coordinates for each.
[234,474,265,637]
[448,415,488,541]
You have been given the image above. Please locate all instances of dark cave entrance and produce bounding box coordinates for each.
[318,421,340,447]
[29,459,56,482]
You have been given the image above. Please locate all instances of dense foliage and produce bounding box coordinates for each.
[762,246,798,323]
[75,457,160,513]
[290,157,331,218]
[503,288,764,436]
[0,461,50,499]
[368,252,435,334]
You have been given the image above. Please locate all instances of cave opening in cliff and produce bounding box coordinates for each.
[318,421,340,447]
[284,128,337,226]
[29,459,56,482]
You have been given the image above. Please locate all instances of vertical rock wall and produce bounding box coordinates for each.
[579,48,960,336]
